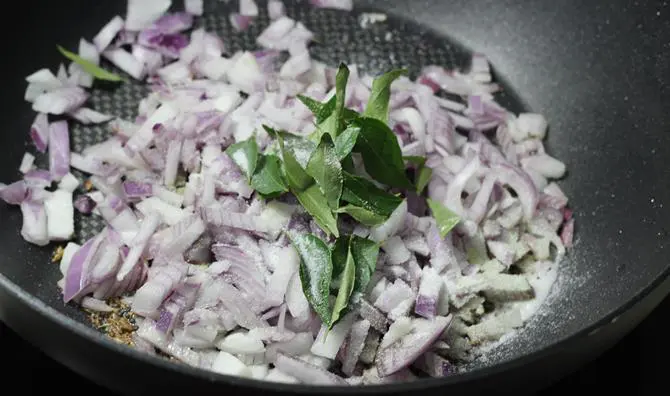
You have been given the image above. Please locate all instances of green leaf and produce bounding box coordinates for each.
[273,129,313,191]
[340,154,356,173]
[306,134,343,210]
[225,136,258,180]
[331,238,350,279]
[352,117,413,189]
[297,94,336,124]
[416,165,432,194]
[318,64,350,138]
[336,205,387,226]
[250,155,288,198]
[364,69,407,123]
[403,156,426,167]
[57,45,125,82]
[290,233,333,326]
[427,198,461,238]
[350,235,379,293]
[403,155,431,193]
[329,239,355,329]
[294,184,340,237]
[334,126,359,161]
[341,171,403,217]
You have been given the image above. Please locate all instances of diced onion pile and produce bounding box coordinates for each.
[0,0,575,385]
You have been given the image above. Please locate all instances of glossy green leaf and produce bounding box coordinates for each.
[427,198,461,238]
[336,205,387,226]
[250,154,288,198]
[352,117,413,189]
[225,136,258,180]
[290,233,333,326]
[350,235,379,293]
[294,184,340,237]
[329,239,355,329]
[341,171,403,217]
[306,134,343,210]
[364,69,407,123]
[334,126,359,161]
[57,45,125,82]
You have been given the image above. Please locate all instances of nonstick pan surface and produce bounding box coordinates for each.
[0,0,669,395]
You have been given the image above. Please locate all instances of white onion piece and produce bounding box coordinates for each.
[217,331,266,355]
[184,0,204,16]
[33,87,88,115]
[125,102,178,154]
[68,107,113,124]
[19,153,35,174]
[265,369,299,384]
[517,113,548,139]
[257,16,295,49]
[58,173,80,193]
[131,45,163,76]
[275,353,347,385]
[239,0,259,16]
[309,0,353,10]
[125,0,171,31]
[369,200,407,243]
[20,202,49,246]
[44,190,74,241]
[211,351,252,377]
[268,0,285,19]
[102,48,145,80]
[521,153,566,179]
[93,15,124,51]
[117,212,162,281]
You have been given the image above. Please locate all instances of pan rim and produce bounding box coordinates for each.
[1,264,668,393]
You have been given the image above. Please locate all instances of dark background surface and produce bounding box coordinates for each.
[2,296,668,395]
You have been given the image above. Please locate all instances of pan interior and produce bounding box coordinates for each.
[0,0,667,381]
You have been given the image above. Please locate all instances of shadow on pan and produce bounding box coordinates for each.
[0,0,669,395]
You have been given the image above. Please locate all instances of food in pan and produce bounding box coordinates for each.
[0,0,574,385]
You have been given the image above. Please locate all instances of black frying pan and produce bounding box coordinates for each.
[1,0,669,394]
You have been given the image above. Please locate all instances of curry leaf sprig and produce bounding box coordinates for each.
[225,63,461,328]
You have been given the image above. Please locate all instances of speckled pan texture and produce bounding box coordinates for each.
[0,0,669,390]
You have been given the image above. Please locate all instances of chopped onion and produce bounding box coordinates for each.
[309,0,353,11]
[184,0,204,16]
[93,15,125,51]
[125,0,172,31]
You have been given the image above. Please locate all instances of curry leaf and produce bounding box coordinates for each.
[350,235,379,293]
[290,233,333,326]
[403,156,432,193]
[225,136,258,180]
[57,45,125,82]
[318,64,350,138]
[297,94,336,124]
[427,198,461,238]
[329,238,356,329]
[331,237,350,279]
[334,126,359,161]
[250,154,288,198]
[294,184,340,237]
[403,156,426,167]
[306,134,343,210]
[405,155,432,194]
[341,171,403,217]
[272,128,313,191]
[364,68,407,123]
[416,165,433,194]
[352,117,413,189]
[336,205,387,226]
